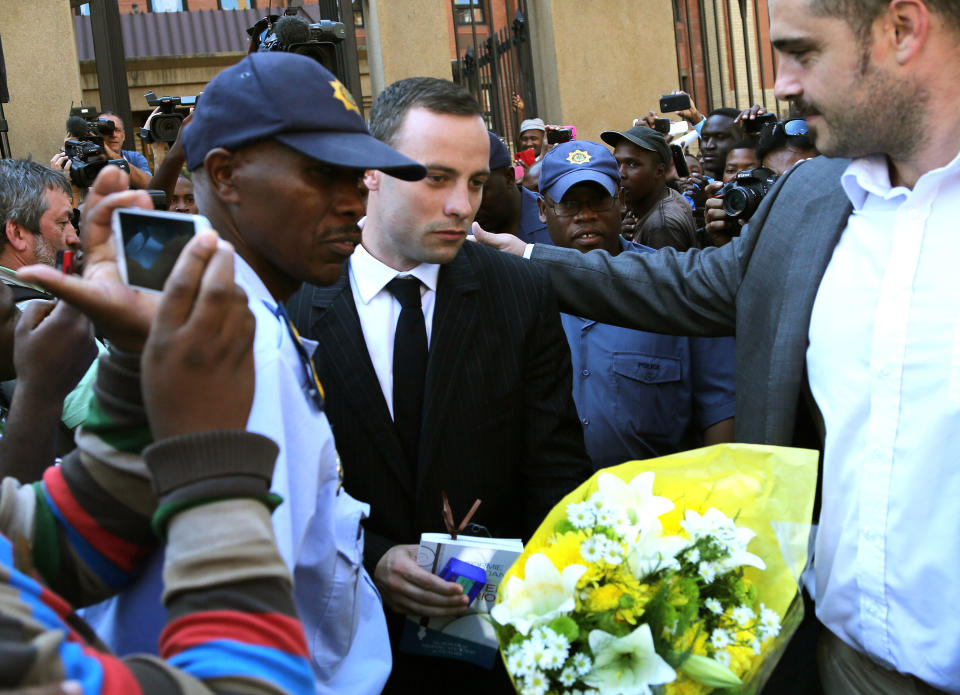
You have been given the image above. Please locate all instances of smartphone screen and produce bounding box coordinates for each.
[115,209,201,291]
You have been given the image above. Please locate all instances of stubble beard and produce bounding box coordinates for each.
[32,234,58,267]
[797,49,929,162]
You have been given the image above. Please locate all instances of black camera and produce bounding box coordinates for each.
[742,112,777,134]
[717,167,779,221]
[141,91,197,144]
[248,14,345,77]
[63,115,130,188]
[546,128,573,145]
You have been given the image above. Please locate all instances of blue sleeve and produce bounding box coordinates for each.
[123,150,152,174]
[689,336,736,430]
[692,116,706,135]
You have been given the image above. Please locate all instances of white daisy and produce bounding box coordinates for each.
[710,628,733,649]
[732,605,755,626]
[704,598,723,615]
[571,651,592,675]
[559,666,578,686]
[568,502,595,529]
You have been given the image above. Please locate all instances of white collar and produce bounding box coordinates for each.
[841,148,960,210]
[350,243,440,305]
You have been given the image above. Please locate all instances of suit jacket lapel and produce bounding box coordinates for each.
[309,267,414,498]
[768,182,852,442]
[417,247,482,495]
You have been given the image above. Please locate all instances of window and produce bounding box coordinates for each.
[148,0,187,11]
[219,0,256,8]
[452,0,484,25]
[352,0,364,28]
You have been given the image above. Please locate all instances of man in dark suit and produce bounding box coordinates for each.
[287,77,591,693]
[475,1,960,693]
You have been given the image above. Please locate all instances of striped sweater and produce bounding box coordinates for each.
[0,349,315,694]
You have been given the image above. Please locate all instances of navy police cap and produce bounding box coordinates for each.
[182,53,426,180]
[538,140,621,201]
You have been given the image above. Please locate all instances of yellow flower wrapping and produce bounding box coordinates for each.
[497,443,818,692]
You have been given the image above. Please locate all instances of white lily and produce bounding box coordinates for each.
[491,553,586,636]
[582,623,676,695]
[681,508,766,571]
[625,520,689,579]
[596,472,674,526]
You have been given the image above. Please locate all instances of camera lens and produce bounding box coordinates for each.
[151,114,183,143]
[723,188,751,218]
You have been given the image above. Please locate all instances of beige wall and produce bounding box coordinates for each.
[364,0,451,98]
[1,3,84,161]
[527,0,680,144]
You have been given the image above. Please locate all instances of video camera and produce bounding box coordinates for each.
[247,13,345,77]
[141,91,198,144]
[64,113,130,188]
[717,167,779,222]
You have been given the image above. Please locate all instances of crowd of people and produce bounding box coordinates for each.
[0,0,958,693]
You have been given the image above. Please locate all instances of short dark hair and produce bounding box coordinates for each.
[369,77,482,145]
[0,160,72,250]
[708,107,741,121]
[810,0,960,40]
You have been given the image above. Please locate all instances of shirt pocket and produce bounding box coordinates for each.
[295,491,371,680]
[612,352,686,438]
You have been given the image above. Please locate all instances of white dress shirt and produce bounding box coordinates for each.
[807,149,960,692]
[349,243,440,417]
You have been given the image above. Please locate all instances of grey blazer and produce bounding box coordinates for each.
[531,156,853,446]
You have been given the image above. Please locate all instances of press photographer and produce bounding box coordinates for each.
[51,110,151,190]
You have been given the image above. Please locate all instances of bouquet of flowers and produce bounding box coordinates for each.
[491,444,817,695]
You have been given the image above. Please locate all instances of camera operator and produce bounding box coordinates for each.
[97,113,152,189]
[703,119,818,246]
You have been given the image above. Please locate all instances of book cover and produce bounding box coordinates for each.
[398,533,523,668]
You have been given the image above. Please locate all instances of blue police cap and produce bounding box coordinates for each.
[182,53,426,180]
[487,131,512,170]
[538,140,620,201]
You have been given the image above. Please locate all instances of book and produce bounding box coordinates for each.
[398,533,524,668]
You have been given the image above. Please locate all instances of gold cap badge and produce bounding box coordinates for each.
[330,80,361,115]
[566,149,592,165]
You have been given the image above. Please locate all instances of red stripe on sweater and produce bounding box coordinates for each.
[160,611,309,658]
[43,467,143,572]
[80,646,144,695]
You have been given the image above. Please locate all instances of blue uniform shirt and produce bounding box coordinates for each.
[560,240,736,469]
[516,186,553,245]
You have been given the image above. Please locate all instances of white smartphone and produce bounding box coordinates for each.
[111,208,213,292]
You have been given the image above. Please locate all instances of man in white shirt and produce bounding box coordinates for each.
[474,0,960,692]
[55,53,427,695]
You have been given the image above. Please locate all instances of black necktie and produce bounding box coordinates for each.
[387,276,427,471]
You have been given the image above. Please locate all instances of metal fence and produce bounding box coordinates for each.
[671,0,786,117]
[451,0,537,152]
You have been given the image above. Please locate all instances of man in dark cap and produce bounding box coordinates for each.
[536,140,735,465]
[73,52,426,695]
[602,125,698,250]
[475,131,552,244]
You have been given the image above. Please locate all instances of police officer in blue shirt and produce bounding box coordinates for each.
[536,140,736,468]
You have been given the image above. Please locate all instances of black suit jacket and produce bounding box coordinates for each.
[287,240,591,575]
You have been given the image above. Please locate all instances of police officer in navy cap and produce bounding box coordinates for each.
[75,52,426,695]
[535,140,736,469]
[475,130,552,244]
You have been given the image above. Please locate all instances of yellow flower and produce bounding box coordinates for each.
[662,674,712,695]
[544,530,586,566]
[584,583,624,612]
